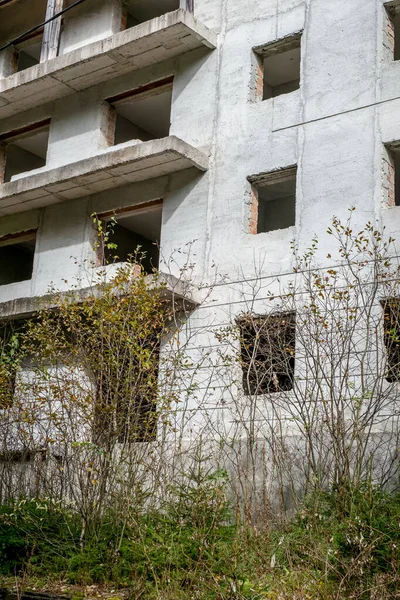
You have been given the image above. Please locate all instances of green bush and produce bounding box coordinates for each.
[0,483,399,598]
[269,484,400,597]
[0,497,79,574]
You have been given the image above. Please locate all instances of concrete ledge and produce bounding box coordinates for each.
[0,10,217,119]
[0,271,199,320]
[0,136,208,215]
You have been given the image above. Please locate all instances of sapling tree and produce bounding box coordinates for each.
[214,212,400,520]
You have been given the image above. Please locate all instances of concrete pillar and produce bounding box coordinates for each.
[46,98,115,169]
[59,0,123,55]
[0,46,17,79]
[180,0,194,12]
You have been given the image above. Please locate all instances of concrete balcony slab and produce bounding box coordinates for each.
[0,270,199,319]
[0,10,217,119]
[0,136,208,215]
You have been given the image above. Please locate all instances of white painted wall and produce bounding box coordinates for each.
[59,0,123,54]
[1,0,400,438]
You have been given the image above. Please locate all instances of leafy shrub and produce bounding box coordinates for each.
[269,484,400,598]
[0,483,399,599]
[0,497,79,574]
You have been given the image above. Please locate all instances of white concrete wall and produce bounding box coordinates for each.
[59,0,123,54]
[1,0,400,437]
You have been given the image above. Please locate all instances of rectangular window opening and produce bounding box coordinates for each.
[15,31,44,72]
[125,0,180,27]
[249,166,297,233]
[255,34,301,100]
[1,121,50,183]
[94,344,160,444]
[0,230,36,287]
[0,317,31,409]
[0,450,33,463]
[386,2,400,60]
[384,145,400,207]
[109,79,173,146]
[383,299,400,382]
[238,313,296,396]
[98,200,162,274]
[0,449,46,463]
[0,0,47,72]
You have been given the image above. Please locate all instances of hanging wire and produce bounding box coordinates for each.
[0,0,90,53]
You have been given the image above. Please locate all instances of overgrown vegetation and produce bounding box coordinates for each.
[0,484,399,598]
[0,213,399,599]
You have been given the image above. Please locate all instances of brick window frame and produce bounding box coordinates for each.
[382,298,400,382]
[247,165,297,234]
[384,1,400,61]
[382,142,400,208]
[253,32,302,102]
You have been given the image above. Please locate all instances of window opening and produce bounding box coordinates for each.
[0,450,33,463]
[108,78,173,145]
[386,2,400,61]
[1,121,50,183]
[248,166,297,233]
[383,299,400,382]
[0,448,46,462]
[98,200,162,273]
[0,230,36,287]
[0,316,30,409]
[238,313,296,396]
[255,34,301,100]
[15,30,43,72]
[93,335,160,444]
[125,0,180,27]
[384,145,400,207]
[0,0,47,72]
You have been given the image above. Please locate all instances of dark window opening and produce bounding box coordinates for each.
[386,3,400,61]
[0,449,46,463]
[2,124,49,183]
[15,31,43,72]
[255,34,301,100]
[0,450,33,463]
[0,230,36,286]
[0,317,30,409]
[110,80,172,145]
[387,147,400,206]
[0,0,47,72]
[249,166,297,233]
[239,313,296,395]
[383,299,400,382]
[125,0,180,27]
[94,343,159,445]
[98,201,162,273]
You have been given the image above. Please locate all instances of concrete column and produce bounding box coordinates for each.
[46,98,115,169]
[0,46,17,79]
[0,143,6,184]
[179,0,194,11]
[59,0,123,55]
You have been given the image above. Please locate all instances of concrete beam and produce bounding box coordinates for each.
[0,10,217,119]
[0,136,208,215]
[0,271,199,320]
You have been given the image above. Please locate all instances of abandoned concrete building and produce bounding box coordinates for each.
[1,0,400,462]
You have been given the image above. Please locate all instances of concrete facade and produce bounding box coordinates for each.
[1,0,400,439]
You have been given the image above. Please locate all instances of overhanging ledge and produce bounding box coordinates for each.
[0,10,217,119]
[0,136,208,215]
[0,272,199,321]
